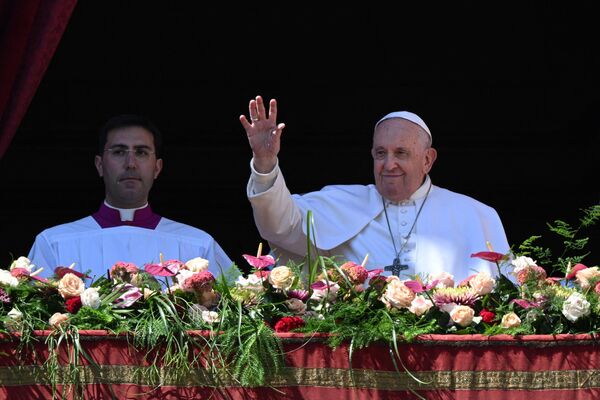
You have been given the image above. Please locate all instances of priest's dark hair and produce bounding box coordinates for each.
[97,114,163,157]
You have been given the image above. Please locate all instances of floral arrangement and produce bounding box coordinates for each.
[0,205,598,392]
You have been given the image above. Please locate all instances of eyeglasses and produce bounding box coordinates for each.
[104,147,156,161]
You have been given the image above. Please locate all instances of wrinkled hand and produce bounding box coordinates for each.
[239,95,285,173]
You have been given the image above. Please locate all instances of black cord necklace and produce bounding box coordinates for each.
[382,181,432,276]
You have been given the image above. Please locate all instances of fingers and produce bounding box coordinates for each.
[269,98,278,123]
[256,95,267,120]
[239,115,252,131]
[248,98,259,122]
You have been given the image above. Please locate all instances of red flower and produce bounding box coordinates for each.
[479,309,496,324]
[565,263,588,280]
[471,251,505,263]
[65,296,83,314]
[274,316,305,333]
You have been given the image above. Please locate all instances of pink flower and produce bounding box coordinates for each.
[515,265,547,285]
[339,262,369,285]
[381,278,416,310]
[145,259,183,276]
[110,261,140,282]
[113,284,143,308]
[471,251,505,263]
[433,287,480,307]
[181,271,216,293]
[469,271,496,295]
[566,263,588,280]
[242,254,276,270]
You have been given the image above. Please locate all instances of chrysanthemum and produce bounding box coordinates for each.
[433,287,480,307]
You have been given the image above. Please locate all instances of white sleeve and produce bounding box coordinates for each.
[246,161,309,257]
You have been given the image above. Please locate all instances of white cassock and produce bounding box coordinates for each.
[247,161,510,282]
[28,216,232,281]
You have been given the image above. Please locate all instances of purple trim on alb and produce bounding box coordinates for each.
[92,203,161,229]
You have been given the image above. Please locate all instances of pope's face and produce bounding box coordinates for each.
[372,119,437,202]
[94,126,162,208]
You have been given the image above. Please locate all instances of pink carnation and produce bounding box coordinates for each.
[340,262,369,285]
[516,265,547,285]
[110,261,140,282]
[181,271,216,293]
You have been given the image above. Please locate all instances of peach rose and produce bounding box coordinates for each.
[381,279,416,309]
[469,271,495,295]
[576,267,600,290]
[450,305,475,327]
[58,273,85,299]
[268,266,295,290]
[49,312,69,328]
[501,312,521,328]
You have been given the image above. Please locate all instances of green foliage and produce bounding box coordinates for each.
[519,205,599,275]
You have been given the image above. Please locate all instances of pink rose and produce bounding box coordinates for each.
[469,271,495,295]
[429,271,455,288]
[381,278,416,309]
[575,267,600,290]
[408,295,433,316]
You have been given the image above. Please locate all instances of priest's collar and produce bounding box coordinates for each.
[92,201,161,229]
[384,175,432,206]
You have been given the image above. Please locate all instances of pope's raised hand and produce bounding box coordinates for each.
[239,95,285,173]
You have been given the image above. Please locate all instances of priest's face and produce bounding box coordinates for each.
[94,126,163,208]
[371,118,437,202]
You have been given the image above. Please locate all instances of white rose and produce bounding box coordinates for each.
[5,308,23,332]
[80,288,101,309]
[235,274,265,293]
[408,295,434,316]
[10,256,34,273]
[185,257,209,273]
[268,266,295,290]
[201,310,220,324]
[0,270,19,287]
[511,256,537,275]
[501,312,522,328]
[285,298,307,315]
[562,292,591,322]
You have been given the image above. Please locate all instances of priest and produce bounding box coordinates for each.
[28,114,232,280]
[240,96,509,281]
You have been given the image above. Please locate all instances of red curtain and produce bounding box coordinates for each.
[0,0,77,160]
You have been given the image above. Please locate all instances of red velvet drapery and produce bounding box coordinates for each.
[0,0,77,160]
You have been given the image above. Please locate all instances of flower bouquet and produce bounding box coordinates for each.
[0,205,598,397]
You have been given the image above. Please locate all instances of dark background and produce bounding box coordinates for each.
[0,3,598,271]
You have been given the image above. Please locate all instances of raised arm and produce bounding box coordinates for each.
[239,95,286,173]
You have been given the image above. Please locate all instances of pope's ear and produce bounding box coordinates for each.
[94,155,103,177]
[424,147,437,173]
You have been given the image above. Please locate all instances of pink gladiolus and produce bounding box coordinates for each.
[242,254,276,270]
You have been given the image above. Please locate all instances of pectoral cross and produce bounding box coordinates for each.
[384,257,409,277]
